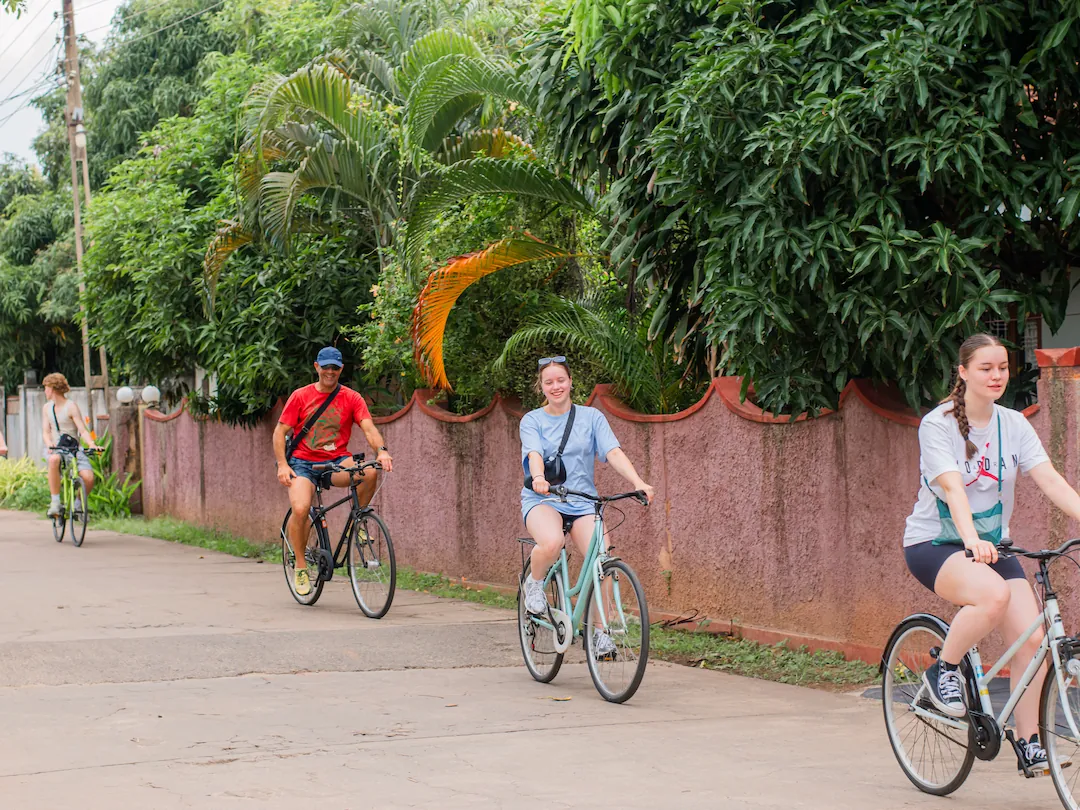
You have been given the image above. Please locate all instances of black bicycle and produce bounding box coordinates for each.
[279,454,396,618]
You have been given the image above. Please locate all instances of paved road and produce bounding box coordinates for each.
[0,509,1064,808]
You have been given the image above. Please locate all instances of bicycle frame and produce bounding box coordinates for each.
[911,580,1080,741]
[529,503,621,637]
[305,463,384,572]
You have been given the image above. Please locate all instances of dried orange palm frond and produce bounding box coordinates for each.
[412,236,578,389]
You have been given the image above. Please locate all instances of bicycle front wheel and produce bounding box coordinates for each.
[71,478,89,547]
[882,617,973,795]
[583,559,649,703]
[348,510,396,618]
[1042,657,1080,809]
[280,509,325,606]
[517,559,565,683]
[51,509,66,543]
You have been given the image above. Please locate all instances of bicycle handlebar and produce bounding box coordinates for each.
[549,485,649,507]
[310,459,382,476]
[48,446,101,455]
[963,537,1080,561]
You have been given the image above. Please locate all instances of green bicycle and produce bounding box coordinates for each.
[49,446,99,547]
[517,486,650,703]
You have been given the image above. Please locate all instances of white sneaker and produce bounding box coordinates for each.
[73,498,82,515]
[522,576,548,614]
[47,501,61,517]
[592,630,617,660]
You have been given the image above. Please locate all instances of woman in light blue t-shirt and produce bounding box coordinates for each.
[519,356,653,654]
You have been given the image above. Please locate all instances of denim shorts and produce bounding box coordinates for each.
[289,455,349,487]
[45,449,92,473]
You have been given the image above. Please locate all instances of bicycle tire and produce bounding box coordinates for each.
[1041,654,1080,809]
[51,509,66,543]
[71,477,89,547]
[347,510,396,618]
[882,616,973,796]
[517,559,566,683]
[583,559,649,703]
[280,508,326,606]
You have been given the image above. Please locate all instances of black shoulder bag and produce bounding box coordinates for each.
[525,404,576,490]
[285,384,341,462]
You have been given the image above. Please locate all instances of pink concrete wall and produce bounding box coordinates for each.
[140,353,1080,663]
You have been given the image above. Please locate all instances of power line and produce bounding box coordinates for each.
[0,11,57,77]
[83,0,203,36]
[0,32,60,105]
[0,0,53,54]
[0,71,58,107]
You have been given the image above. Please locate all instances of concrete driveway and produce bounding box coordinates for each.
[0,509,1063,808]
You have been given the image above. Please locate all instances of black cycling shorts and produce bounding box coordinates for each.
[905,541,1025,593]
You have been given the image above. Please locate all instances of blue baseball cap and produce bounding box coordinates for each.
[316,346,343,368]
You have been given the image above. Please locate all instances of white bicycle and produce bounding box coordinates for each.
[883,537,1080,807]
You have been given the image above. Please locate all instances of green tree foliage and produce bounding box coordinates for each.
[82,0,237,186]
[526,0,1080,415]
[0,158,81,389]
[84,44,376,422]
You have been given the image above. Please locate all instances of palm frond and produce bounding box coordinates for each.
[202,221,254,315]
[436,127,534,164]
[403,158,591,277]
[496,296,663,410]
[405,54,536,156]
[412,236,578,389]
[396,27,484,98]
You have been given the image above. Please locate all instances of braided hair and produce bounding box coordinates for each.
[944,333,1005,460]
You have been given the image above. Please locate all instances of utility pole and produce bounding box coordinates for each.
[61,0,109,432]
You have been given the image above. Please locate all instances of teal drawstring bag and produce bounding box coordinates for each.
[926,413,1003,547]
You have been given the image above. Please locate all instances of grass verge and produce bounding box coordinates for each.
[92,515,878,689]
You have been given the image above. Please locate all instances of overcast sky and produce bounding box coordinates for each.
[0,0,126,167]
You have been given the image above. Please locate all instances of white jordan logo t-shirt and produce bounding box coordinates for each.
[904,402,1048,547]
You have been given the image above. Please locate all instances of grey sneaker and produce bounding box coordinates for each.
[592,630,617,660]
[47,501,61,517]
[73,498,82,515]
[522,576,548,615]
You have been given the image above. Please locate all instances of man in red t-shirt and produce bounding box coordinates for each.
[273,346,393,596]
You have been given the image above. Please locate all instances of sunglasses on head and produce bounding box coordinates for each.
[537,355,567,368]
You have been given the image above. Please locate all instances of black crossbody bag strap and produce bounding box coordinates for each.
[555,404,576,460]
[286,384,341,462]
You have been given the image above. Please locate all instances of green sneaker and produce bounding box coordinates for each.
[294,568,312,596]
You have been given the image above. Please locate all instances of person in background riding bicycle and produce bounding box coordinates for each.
[520,356,654,657]
[273,347,393,597]
[906,332,1080,775]
[41,373,99,518]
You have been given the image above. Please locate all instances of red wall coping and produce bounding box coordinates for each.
[144,366,1053,428]
[1037,347,1080,368]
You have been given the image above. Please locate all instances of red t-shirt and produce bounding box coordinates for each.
[279,384,372,462]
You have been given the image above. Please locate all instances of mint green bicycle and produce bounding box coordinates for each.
[517,486,650,703]
[49,446,99,547]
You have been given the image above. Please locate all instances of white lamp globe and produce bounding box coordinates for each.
[141,385,161,405]
[116,386,135,405]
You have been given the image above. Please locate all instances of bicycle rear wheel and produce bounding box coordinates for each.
[517,559,565,683]
[348,510,396,618]
[1041,658,1080,809]
[882,617,973,795]
[280,509,325,606]
[583,559,649,703]
[71,478,89,547]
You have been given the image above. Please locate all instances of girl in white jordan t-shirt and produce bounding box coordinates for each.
[904,333,1080,774]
